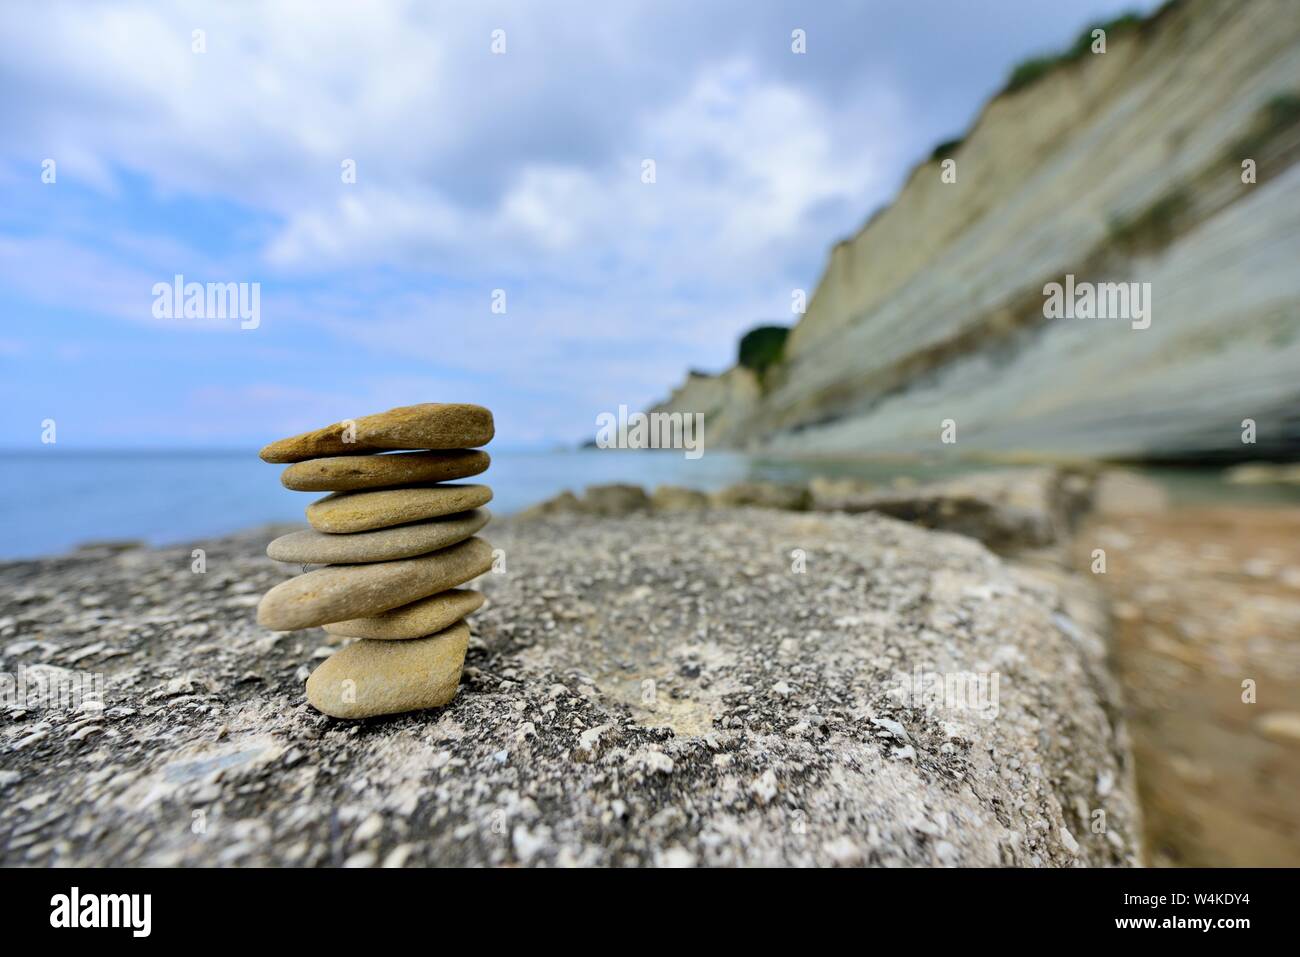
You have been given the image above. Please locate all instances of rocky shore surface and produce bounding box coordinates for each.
[0,468,1146,866]
[1077,503,1300,866]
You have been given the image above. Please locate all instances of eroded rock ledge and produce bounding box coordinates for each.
[522,465,1106,556]
[0,508,1139,866]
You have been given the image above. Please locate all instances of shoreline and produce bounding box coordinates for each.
[5,456,1300,563]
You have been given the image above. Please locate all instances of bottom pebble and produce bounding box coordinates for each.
[306,621,470,719]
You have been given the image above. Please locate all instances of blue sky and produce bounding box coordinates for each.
[0,0,1157,449]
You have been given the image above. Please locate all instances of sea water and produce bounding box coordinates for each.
[0,449,1286,559]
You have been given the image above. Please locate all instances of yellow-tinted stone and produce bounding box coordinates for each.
[306,484,492,533]
[259,404,493,463]
[257,537,493,630]
[324,588,485,640]
[306,623,470,719]
[280,450,489,491]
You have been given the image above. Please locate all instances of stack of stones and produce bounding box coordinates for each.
[256,403,495,720]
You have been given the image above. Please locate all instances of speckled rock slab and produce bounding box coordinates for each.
[259,403,493,463]
[0,506,1142,867]
[267,510,489,564]
[280,450,490,491]
[324,588,485,640]
[256,536,493,630]
[306,622,470,719]
[306,484,492,533]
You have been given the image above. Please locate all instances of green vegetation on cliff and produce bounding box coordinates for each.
[737,324,789,383]
[1004,11,1145,94]
[1229,91,1300,159]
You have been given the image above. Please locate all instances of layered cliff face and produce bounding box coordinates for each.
[653,0,1300,461]
[655,368,762,448]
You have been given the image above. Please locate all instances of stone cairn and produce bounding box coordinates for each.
[256,403,494,719]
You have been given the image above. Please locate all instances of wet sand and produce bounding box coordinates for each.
[1078,505,1300,866]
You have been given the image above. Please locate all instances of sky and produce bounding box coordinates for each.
[0,0,1158,449]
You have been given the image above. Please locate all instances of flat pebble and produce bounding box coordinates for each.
[307,484,492,533]
[257,537,494,630]
[259,403,493,463]
[325,588,485,640]
[279,450,489,492]
[267,509,489,564]
[306,622,470,719]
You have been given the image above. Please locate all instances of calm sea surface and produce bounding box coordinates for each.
[0,449,1292,559]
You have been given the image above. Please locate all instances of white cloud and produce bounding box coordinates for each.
[260,56,895,282]
[1,2,900,420]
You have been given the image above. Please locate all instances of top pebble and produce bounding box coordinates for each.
[259,403,494,463]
